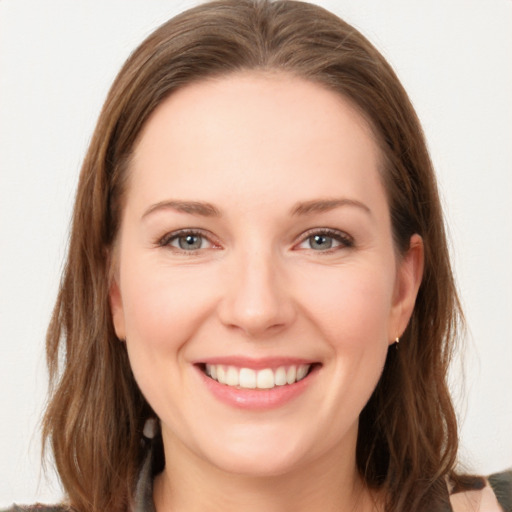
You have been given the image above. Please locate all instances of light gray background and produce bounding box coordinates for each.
[1,0,511,506]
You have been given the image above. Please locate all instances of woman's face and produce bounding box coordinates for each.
[110,72,422,477]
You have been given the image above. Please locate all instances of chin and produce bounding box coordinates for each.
[194,427,316,478]
[208,448,306,478]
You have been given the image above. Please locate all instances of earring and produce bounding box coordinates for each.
[395,337,400,350]
[143,417,158,439]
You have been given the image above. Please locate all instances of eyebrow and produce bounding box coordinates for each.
[142,200,221,219]
[142,197,371,220]
[291,198,372,216]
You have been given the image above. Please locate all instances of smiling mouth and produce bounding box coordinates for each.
[198,363,318,390]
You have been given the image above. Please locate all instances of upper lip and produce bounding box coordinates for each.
[193,356,319,370]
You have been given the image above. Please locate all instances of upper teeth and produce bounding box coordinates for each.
[205,364,311,389]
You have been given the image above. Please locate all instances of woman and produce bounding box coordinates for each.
[2,1,510,511]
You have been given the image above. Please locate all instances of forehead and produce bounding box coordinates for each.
[129,71,385,215]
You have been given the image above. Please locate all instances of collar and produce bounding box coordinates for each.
[132,445,156,512]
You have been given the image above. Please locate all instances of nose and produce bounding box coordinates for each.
[217,248,296,338]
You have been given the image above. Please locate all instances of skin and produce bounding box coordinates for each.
[110,72,424,512]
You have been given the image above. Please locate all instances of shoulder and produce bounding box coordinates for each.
[488,469,512,510]
[449,470,512,512]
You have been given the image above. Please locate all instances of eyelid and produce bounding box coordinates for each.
[156,228,221,252]
[294,228,354,251]
[154,227,353,253]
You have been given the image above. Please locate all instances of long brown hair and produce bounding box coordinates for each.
[43,1,462,511]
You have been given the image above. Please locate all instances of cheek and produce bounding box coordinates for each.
[285,263,394,449]
[119,258,216,348]
[118,261,216,414]
[295,261,395,347]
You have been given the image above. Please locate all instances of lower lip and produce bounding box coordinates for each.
[196,366,318,410]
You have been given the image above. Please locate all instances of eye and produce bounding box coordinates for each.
[157,230,216,252]
[173,233,206,250]
[296,229,354,252]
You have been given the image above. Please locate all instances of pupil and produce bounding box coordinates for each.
[311,235,332,250]
[179,235,201,250]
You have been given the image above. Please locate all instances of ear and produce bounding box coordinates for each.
[388,234,424,344]
[109,277,126,341]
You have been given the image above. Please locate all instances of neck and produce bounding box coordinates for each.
[153,431,379,512]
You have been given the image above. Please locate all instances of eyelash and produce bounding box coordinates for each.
[295,228,354,252]
[156,229,217,254]
[156,228,354,254]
